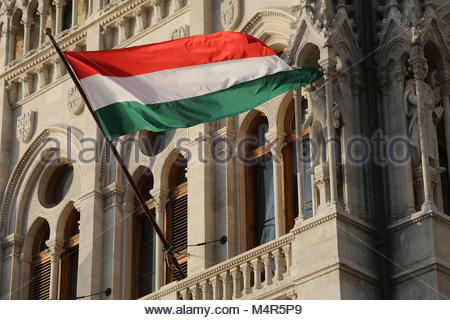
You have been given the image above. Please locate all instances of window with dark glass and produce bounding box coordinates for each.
[133,171,156,298]
[59,209,80,300]
[166,156,188,282]
[245,114,275,249]
[437,119,449,215]
[30,221,51,300]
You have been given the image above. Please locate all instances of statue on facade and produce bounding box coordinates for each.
[403,69,443,168]
[302,83,341,168]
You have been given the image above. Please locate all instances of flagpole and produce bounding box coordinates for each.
[45,28,186,281]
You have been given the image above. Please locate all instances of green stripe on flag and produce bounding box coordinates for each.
[95,67,322,139]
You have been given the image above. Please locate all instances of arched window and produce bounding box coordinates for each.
[165,154,188,282]
[132,169,156,298]
[283,99,313,231]
[29,1,40,50]
[59,208,80,299]
[245,113,275,250]
[11,10,24,60]
[30,220,51,300]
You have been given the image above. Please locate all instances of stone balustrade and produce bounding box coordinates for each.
[141,234,294,300]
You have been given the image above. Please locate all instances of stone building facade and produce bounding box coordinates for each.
[0,0,449,300]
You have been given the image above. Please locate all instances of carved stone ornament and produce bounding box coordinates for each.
[67,86,84,115]
[171,24,189,40]
[16,111,35,143]
[221,0,241,30]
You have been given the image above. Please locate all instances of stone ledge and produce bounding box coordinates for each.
[387,210,450,232]
[292,211,376,235]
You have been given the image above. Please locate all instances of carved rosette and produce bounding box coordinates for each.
[221,0,242,30]
[67,86,84,115]
[16,111,35,143]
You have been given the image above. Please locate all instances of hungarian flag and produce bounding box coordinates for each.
[64,31,322,140]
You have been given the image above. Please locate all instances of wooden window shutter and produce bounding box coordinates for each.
[30,251,51,300]
[167,181,188,280]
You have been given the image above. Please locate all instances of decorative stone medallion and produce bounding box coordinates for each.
[16,111,35,143]
[171,24,190,40]
[221,0,242,30]
[67,86,84,115]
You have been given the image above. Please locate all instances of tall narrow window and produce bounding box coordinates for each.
[12,10,24,60]
[59,209,80,299]
[62,0,73,30]
[29,2,40,50]
[437,119,449,214]
[245,114,275,249]
[30,220,51,300]
[283,99,313,230]
[133,170,156,298]
[166,155,188,282]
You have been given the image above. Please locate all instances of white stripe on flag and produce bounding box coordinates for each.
[80,55,292,111]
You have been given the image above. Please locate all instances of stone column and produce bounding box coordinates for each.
[1,14,12,65]
[36,65,48,89]
[19,74,30,98]
[21,18,31,54]
[54,0,64,34]
[115,18,128,43]
[132,7,145,32]
[151,188,169,290]
[185,124,215,274]
[151,0,165,22]
[72,0,79,27]
[409,41,434,212]
[2,233,24,299]
[46,239,64,300]
[37,10,47,45]
[76,190,104,298]
[102,183,125,299]
[293,88,305,221]
[8,26,15,62]
[320,57,340,206]
[266,130,285,237]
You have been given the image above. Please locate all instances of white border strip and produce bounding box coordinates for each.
[80,55,292,111]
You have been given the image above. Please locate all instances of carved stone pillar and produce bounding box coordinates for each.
[293,88,306,222]
[54,0,64,34]
[266,130,285,237]
[409,39,434,212]
[46,239,64,300]
[152,0,166,22]
[36,65,48,89]
[19,75,30,98]
[72,0,79,27]
[174,0,184,11]
[3,233,24,299]
[21,19,31,54]
[150,188,169,291]
[37,9,47,45]
[132,7,145,32]
[115,18,128,43]
[320,57,340,207]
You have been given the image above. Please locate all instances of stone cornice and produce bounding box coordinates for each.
[387,210,450,232]
[292,211,376,235]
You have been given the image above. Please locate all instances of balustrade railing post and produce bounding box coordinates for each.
[231,267,242,299]
[262,253,273,286]
[242,262,252,295]
[274,249,284,281]
[252,258,262,290]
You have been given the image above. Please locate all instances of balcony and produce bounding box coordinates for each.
[141,234,294,300]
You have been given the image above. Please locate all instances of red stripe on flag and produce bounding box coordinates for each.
[64,31,276,79]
